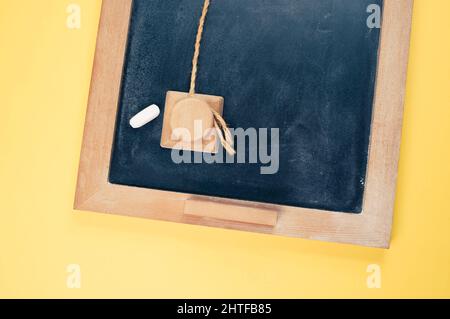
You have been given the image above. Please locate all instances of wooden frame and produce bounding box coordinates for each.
[75,0,414,248]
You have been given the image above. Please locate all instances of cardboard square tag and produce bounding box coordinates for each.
[160,91,224,153]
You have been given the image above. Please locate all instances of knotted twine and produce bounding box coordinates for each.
[189,0,236,155]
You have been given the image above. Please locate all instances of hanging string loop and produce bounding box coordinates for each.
[189,0,235,155]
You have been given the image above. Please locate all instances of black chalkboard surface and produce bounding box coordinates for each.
[109,0,383,214]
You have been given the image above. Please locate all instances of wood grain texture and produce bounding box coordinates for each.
[74,0,414,248]
[184,199,278,227]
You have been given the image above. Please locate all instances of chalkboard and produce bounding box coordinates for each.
[109,0,383,214]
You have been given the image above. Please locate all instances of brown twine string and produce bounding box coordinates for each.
[189,0,236,155]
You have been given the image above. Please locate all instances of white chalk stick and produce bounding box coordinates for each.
[129,104,160,129]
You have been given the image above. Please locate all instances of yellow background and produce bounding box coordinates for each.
[0,0,449,298]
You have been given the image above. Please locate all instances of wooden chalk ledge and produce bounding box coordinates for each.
[184,199,278,227]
